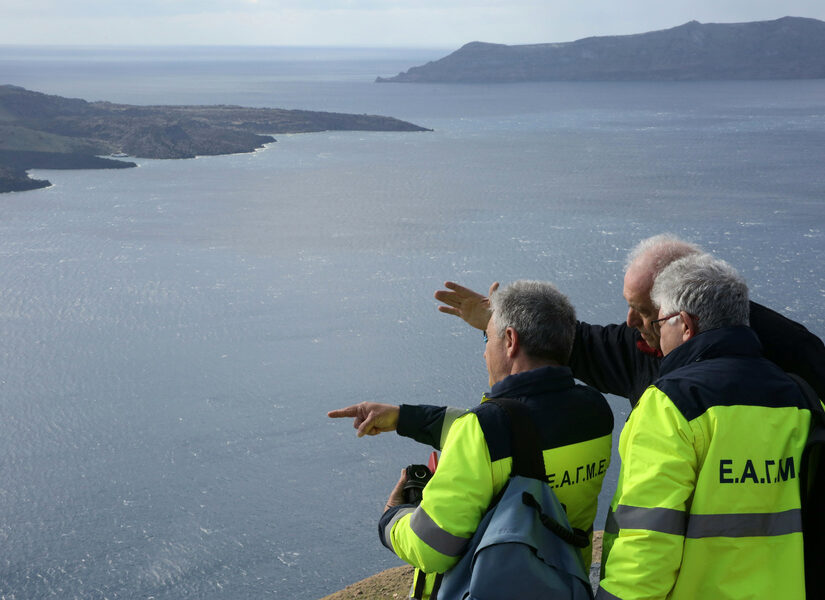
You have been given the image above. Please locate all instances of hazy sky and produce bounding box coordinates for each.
[2,0,824,47]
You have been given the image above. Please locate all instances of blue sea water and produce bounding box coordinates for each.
[0,46,824,599]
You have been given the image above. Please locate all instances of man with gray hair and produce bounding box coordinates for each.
[597,254,809,599]
[332,281,613,600]
[651,253,750,355]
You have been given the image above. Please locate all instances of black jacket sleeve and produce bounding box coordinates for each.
[749,301,825,400]
[396,404,449,449]
[569,321,661,407]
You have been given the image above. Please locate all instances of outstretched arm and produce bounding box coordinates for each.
[433,281,498,331]
[327,402,400,437]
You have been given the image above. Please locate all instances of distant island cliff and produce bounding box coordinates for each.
[376,16,825,83]
[0,85,429,193]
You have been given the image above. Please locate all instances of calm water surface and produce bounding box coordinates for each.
[0,47,824,598]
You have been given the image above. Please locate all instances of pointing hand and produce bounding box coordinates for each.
[327,402,400,437]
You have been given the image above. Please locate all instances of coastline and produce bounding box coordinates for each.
[0,84,430,194]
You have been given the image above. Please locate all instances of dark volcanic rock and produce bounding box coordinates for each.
[376,16,825,83]
[0,165,50,193]
[0,150,136,171]
[0,85,430,193]
[0,149,136,194]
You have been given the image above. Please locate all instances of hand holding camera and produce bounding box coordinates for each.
[402,464,434,505]
[384,452,439,512]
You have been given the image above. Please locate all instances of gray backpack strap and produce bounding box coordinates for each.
[485,397,589,548]
[484,397,546,480]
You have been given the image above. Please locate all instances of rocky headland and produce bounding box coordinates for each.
[0,85,429,193]
[376,16,825,83]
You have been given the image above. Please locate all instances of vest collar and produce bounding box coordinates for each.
[659,325,762,376]
[487,364,576,399]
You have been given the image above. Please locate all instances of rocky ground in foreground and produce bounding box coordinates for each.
[318,531,604,599]
[320,565,416,600]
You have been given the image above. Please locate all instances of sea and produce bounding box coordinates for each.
[0,46,824,599]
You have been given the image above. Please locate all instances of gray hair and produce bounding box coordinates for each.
[489,280,577,364]
[651,254,750,332]
[625,233,703,279]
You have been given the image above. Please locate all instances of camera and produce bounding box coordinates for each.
[403,463,433,505]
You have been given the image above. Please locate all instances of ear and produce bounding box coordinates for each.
[504,326,519,358]
[681,311,699,342]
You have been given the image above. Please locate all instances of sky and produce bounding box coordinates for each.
[2,0,824,48]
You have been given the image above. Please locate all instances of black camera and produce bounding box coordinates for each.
[403,463,433,505]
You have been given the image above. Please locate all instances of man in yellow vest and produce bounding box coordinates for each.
[331,280,613,599]
[597,254,808,599]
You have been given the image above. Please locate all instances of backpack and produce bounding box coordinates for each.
[789,374,825,598]
[432,397,594,600]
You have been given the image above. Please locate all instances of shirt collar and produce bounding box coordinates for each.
[636,337,664,358]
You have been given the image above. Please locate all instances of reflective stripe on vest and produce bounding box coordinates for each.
[686,508,801,538]
[409,506,470,557]
[606,505,685,536]
[383,507,415,552]
[606,504,802,538]
[439,407,467,449]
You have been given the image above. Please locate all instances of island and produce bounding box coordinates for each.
[376,16,825,83]
[0,84,430,193]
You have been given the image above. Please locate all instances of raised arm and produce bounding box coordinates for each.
[570,321,660,406]
[434,281,498,331]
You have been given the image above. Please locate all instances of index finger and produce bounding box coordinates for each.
[327,406,359,418]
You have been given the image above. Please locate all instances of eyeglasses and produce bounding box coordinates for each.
[651,312,682,326]
[483,330,488,343]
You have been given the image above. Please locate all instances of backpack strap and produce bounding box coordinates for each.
[484,397,546,481]
[522,491,590,548]
[484,397,590,549]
